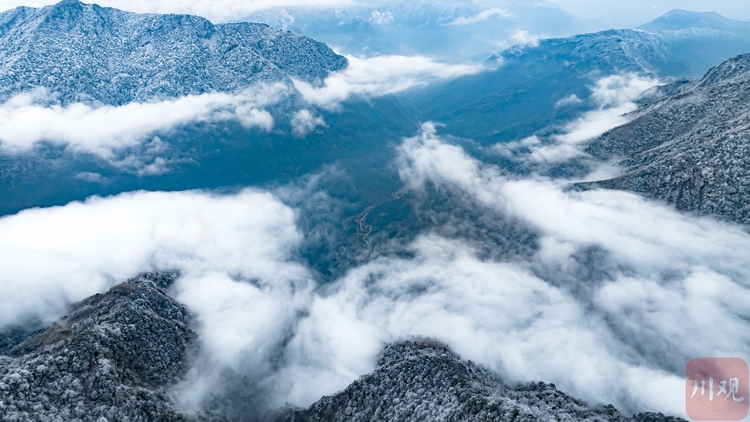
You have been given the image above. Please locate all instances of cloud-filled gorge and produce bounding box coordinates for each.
[2,111,750,419]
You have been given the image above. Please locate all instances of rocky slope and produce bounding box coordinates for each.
[583,53,750,226]
[276,340,684,422]
[0,272,195,422]
[0,0,347,105]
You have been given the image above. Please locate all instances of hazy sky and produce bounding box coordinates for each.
[0,0,748,27]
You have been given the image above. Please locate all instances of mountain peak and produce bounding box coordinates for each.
[638,8,750,34]
[48,0,85,16]
[0,1,347,105]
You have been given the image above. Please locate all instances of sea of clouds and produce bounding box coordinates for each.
[2,88,750,419]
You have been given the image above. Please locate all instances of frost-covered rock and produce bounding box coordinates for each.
[0,0,347,105]
[275,340,685,422]
[583,53,750,226]
[0,272,196,422]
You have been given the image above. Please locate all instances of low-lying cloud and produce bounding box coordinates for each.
[3,122,750,419]
[290,109,327,137]
[394,124,750,415]
[0,86,283,159]
[293,54,488,109]
[0,54,488,174]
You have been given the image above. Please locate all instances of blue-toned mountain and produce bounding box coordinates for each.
[0,0,347,105]
[405,15,750,143]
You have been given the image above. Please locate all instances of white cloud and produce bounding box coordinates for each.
[445,7,511,26]
[0,86,284,160]
[0,189,307,327]
[510,29,541,47]
[290,109,326,137]
[0,188,315,413]
[293,55,488,109]
[552,74,656,145]
[554,94,583,108]
[369,10,394,25]
[75,171,106,183]
[3,127,750,418]
[393,123,750,416]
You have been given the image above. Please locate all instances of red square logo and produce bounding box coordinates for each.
[686,358,749,421]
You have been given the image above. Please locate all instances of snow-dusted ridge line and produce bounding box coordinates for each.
[0,0,347,106]
[583,53,750,226]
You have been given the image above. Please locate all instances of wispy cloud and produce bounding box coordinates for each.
[493,74,658,166]
[445,8,512,26]
[290,109,327,137]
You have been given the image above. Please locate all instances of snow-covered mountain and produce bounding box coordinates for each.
[407,12,750,143]
[583,53,750,226]
[0,0,347,105]
[0,273,195,421]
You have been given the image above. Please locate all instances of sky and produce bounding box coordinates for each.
[0,0,747,27]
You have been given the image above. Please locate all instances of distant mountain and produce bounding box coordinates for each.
[583,53,750,226]
[276,340,684,422]
[0,0,347,105]
[245,0,605,61]
[638,9,750,36]
[405,25,750,143]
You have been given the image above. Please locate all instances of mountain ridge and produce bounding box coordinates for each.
[275,340,685,422]
[582,53,750,226]
[0,0,347,105]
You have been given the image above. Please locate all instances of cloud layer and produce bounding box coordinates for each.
[0,86,283,159]
[293,55,488,109]
[2,123,750,418]
[392,124,750,415]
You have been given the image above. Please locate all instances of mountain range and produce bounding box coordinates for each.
[244,0,606,62]
[0,1,748,420]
